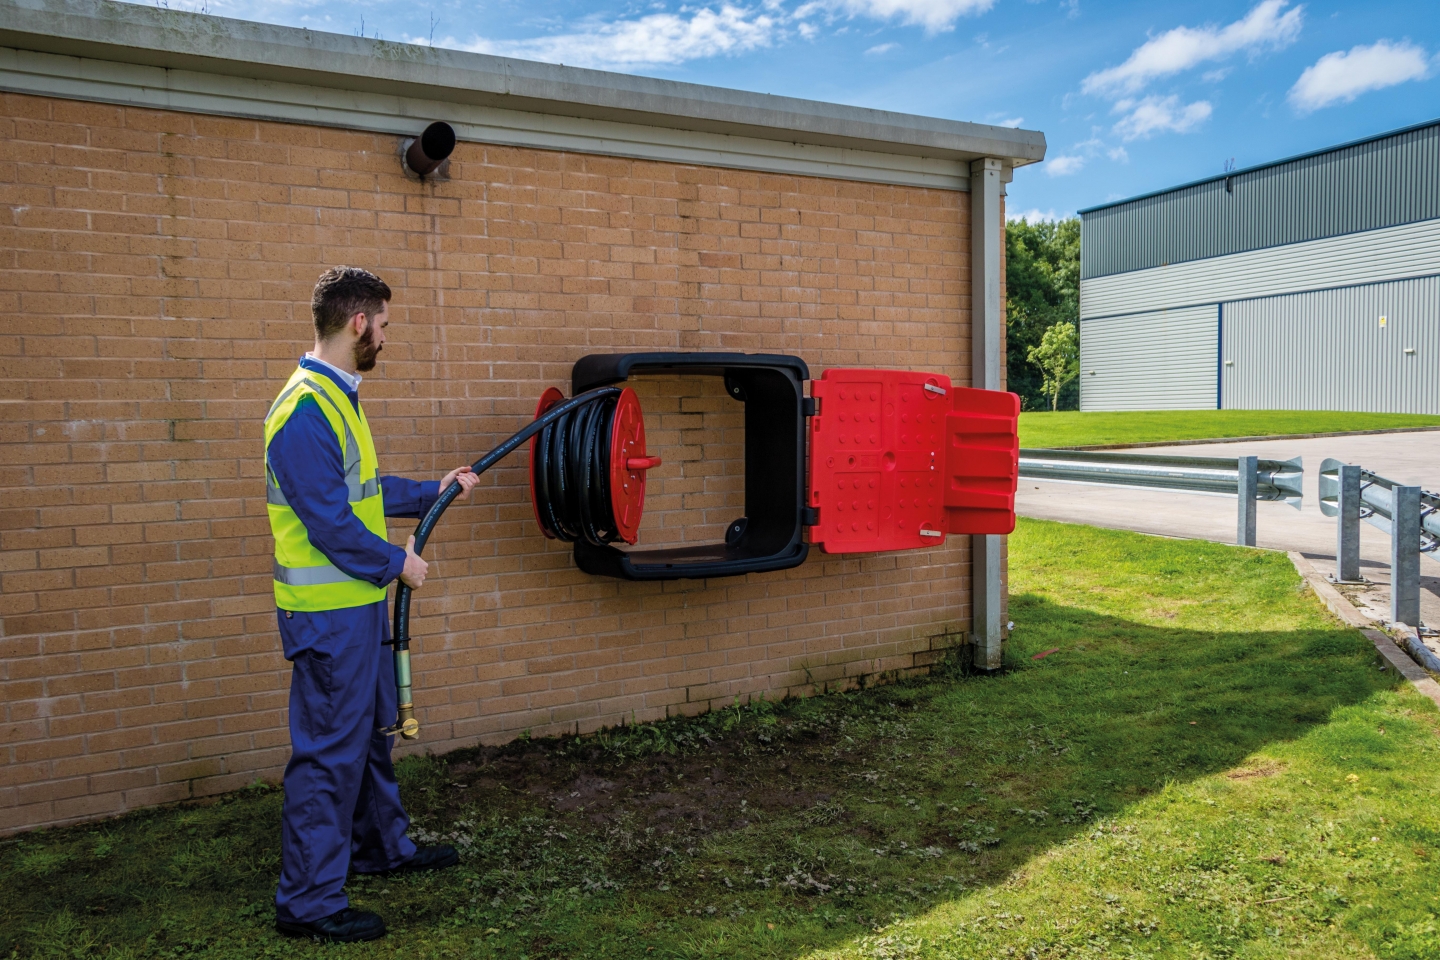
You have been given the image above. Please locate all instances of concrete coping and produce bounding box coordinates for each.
[0,0,1047,166]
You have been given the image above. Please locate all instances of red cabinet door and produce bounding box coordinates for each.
[807,369,1018,555]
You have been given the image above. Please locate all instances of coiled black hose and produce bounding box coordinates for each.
[392,385,622,650]
[531,390,626,547]
[383,386,622,739]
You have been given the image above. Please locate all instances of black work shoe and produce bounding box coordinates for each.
[276,907,386,943]
[385,843,459,875]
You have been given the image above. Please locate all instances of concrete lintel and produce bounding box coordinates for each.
[0,0,1047,171]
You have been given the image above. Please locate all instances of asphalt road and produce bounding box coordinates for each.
[1017,430,1440,631]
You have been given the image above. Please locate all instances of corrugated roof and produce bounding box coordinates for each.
[1079,118,1440,280]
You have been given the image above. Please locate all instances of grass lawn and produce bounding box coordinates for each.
[1019,410,1440,449]
[7,520,1440,959]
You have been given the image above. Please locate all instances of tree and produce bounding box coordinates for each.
[1005,217,1080,411]
[1027,320,1079,411]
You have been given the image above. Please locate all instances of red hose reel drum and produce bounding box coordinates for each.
[529,386,658,545]
[608,387,658,542]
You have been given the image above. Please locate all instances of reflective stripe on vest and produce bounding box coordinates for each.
[265,381,381,506]
[272,559,364,586]
[264,366,389,612]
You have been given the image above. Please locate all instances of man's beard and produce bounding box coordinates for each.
[353,319,383,372]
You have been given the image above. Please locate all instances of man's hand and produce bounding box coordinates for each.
[441,465,480,499]
[400,535,428,589]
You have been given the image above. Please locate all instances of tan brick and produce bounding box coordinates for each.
[0,90,997,835]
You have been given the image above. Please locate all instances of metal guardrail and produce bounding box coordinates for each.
[1018,449,1438,636]
[1020,449,1303,546]
[1319,458,1440,628]
[1318,459,1440,543]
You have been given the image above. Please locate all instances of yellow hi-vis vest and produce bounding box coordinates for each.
[264,365,388,611]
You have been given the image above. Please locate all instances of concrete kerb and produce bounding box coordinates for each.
[1053,425,1440,452]
[1288,551,1440,710]
[1393,623,1440,675]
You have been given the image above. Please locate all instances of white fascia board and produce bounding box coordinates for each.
[0,47,974,189]
[1081,216,1440,320]
[0,0,1047,189]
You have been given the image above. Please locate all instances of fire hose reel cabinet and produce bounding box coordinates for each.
[391,353,1016,742]
[542,352,1018,581]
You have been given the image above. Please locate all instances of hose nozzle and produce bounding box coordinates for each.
[395,700,419,740]
[381,645,420,740]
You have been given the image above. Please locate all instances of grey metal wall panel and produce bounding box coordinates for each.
[1080,305,1218,411]
[1080,216,1440,320]
[1081,120,1440,279]
[1222,276,1440,413]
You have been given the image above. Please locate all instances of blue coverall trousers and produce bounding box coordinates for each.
[274,601,418,923]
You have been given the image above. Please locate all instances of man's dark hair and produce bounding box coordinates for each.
[311,266,391,341]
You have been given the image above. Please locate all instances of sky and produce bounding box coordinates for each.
[146,0,1439,221]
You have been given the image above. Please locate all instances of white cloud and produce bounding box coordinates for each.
[1082,0,1302,96]
[1038,136,1129,176]
[808,0,996,33]
[996,116,1025,127]
[1045,154,1086,176]
[1008,208,1064,223]
[1288,40,1432,112]
[1112,95,1212,140]
[443,5,780,69]
[432,0,1005,69]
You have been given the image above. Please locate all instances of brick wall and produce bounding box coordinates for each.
[0,91,989,834]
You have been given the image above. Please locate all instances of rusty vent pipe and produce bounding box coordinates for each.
[404,122,456,177]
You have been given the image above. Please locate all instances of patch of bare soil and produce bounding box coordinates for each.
[1224,761,1284,781]
[437,715,855,847]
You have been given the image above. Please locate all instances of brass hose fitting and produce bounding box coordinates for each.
[395,701,419,740]
[382,646,420,740]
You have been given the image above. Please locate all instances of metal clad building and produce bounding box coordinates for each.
[1081,306,1218,410]
[1078,119,1440,412]
[1222,276,1440,413]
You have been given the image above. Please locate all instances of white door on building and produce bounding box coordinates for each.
[1080,305,1219,411]
[1220,276,1440,414]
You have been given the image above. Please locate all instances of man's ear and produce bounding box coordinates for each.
[350,312,369,337]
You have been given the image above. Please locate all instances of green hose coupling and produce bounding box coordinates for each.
[391,646,419,740]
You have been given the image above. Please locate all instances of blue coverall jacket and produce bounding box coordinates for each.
[268,355,440,924]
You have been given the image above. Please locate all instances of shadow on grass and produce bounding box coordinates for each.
[1,587,1399,960]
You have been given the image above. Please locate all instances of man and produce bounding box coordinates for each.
[264,266,480,942]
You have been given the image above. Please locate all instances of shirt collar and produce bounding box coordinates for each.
[301,353,362,394]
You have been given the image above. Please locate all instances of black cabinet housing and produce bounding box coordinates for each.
[569,352,813,581]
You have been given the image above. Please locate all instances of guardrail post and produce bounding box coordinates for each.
[1236,455,1258,547]
[1391,484,1422,628]
[1336,464,1362,583]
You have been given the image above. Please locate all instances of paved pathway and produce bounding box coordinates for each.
[1017,430,1440,630]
